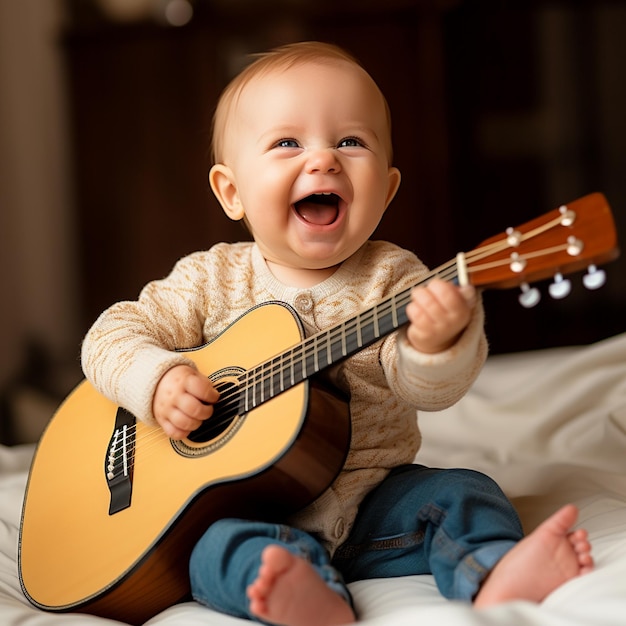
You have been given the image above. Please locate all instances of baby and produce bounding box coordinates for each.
[82,42,592,626]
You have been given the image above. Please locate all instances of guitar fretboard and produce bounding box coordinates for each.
[239,284,422,412]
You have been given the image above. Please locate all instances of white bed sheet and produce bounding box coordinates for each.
[1,332,625,625]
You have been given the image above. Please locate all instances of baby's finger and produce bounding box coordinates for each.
[166,408,203,440]
[186,371,220,403]
[177,393,213,421]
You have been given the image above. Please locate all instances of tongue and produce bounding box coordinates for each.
[296,201,339,225]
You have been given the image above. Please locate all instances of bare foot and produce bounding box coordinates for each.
[246,545,355,626]
[474,504,593,608]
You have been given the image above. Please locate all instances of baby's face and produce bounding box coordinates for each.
[211,60,400,284]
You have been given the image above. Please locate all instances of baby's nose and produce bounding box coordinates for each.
[305,149,341,174]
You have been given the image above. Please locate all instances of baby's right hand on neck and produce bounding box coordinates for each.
[152,365,219,440]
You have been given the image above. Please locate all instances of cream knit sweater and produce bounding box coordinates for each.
[81,240,487,553]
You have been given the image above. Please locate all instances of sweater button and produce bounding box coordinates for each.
[334,518,345,539]
[294,292,314,314]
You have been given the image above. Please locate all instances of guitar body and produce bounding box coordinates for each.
[19,302,351,625]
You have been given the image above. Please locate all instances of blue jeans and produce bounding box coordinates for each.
[189,465,523,621]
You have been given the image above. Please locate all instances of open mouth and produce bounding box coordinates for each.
[294,193,341,225]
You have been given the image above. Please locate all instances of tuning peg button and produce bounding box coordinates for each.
[519,283,541,308]
[506,228,522,247]
[510,252,527,273]
[559,205,576,227]
[583,265,606,290]
[567,236,584,256]
[549,273,572,299]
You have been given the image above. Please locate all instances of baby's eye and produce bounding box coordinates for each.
[337,137,364,148]
[274,138,300,149]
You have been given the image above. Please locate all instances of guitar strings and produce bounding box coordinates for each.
[108,218,566,475]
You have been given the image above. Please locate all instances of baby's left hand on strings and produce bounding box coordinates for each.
[405,279,476,354]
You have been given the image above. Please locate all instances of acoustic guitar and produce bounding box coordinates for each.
[19,192,618,624]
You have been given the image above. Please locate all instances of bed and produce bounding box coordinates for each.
[1,331,625,625]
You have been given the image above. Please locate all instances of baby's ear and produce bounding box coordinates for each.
[384,166,401,209]
[209,164,245,221]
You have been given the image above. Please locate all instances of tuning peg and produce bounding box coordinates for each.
[567,236,584,257]
[519,282,541,308]
[582,264,606,290]
[559,205,576,227]
[510,252,527,273]
[548,273,572,299]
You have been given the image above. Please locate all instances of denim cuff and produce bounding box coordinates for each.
[454,539,517,601]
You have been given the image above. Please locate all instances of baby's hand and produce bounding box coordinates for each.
[153,364,219,440]
[405,279,476,354]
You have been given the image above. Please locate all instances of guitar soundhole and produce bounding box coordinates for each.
[187,379,240,443]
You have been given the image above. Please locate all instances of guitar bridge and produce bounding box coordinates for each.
[105,407,136,515]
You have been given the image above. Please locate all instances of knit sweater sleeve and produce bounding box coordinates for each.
[80,244,249,424]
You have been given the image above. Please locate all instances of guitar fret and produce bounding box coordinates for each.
[346,322,359,356]
[359,316,376,346]
[258,363,270,399]
[254,371,260,408]
[313,335,319,372]
[303,336,317,377]
[273,355,283,395]
[259,363,265,405]
[255,368,263,408]
[250,371,257,409]
[251,371,255,411]
[330,328,344,362]
[255,370,261,408]
[326,331,333,366]
[279,352,285,392]
[244,370,250,413]
[356,318,363,347]
[300,344,306,381]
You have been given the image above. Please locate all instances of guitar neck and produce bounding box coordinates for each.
[239,270,441,412]
[239,192,618,413]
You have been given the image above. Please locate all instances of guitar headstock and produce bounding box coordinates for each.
[466,193,619,296]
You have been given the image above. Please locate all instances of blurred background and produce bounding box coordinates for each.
[1,0,625,444]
